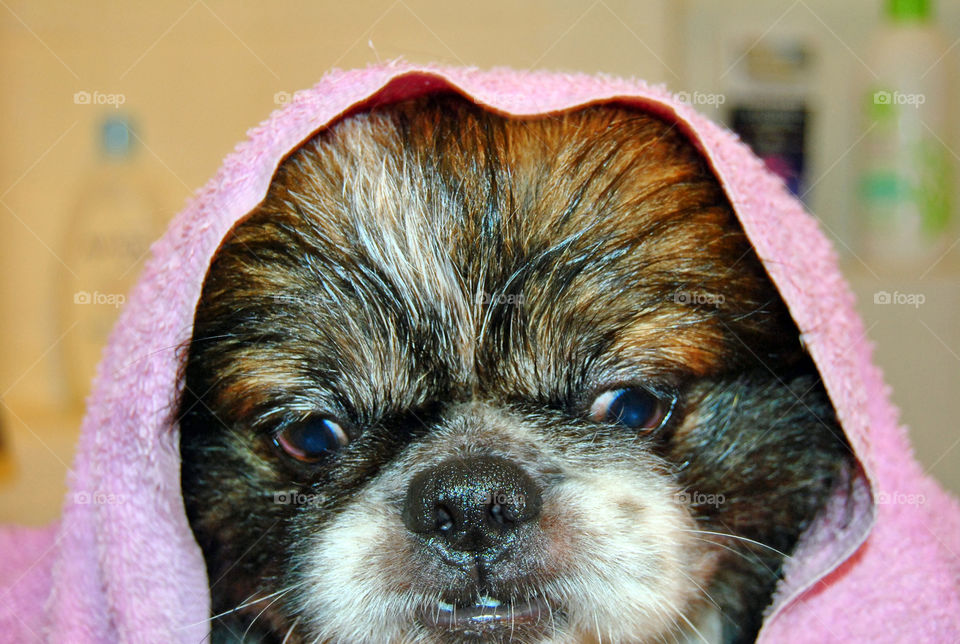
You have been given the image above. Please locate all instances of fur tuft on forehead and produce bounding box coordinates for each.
[189,94,795,427]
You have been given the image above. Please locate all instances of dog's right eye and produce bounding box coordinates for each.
[274,416,350,463]
[589,387,671,431]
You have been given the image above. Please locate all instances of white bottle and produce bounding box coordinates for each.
[858,0,954,270]
[59,117,168,410]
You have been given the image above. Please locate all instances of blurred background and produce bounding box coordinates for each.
[1,0,958,524]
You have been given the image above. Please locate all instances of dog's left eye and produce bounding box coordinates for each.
[590,387,669,430]
[274,416,350,463]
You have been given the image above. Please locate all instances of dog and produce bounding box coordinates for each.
[178,94,851,643]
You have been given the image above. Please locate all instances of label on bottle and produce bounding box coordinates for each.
[730,105,808,199]
[858,84,952,263]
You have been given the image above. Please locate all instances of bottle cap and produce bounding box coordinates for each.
[100,116,135,159]
[886,0,931,22]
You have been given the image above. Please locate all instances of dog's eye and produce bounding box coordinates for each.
[274,416,350,463]
[590,387,668,430]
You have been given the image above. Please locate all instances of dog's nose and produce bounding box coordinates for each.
[402,456,542,554]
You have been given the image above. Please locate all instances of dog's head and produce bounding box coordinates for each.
[179,95,847,643]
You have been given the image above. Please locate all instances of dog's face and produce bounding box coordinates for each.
[179,96,848,643]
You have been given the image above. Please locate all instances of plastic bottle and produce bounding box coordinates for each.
[59,116,168,410]
[858,0,954,269]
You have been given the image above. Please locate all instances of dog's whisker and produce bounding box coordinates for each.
[242,584,299,641]
[681,528,790,559]
[281,615,302,644]
[659,592,710,644]
[194,582,307,629]
[676,568,724,613]
[686,535,783,588]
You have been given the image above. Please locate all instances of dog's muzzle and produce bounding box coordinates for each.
[402,456,551,635]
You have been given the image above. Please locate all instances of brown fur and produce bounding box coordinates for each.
[179,94,850,643]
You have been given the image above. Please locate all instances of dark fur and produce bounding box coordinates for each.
[179,95,850,643]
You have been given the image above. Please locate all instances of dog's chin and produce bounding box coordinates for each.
[289,438,717,644]
[415,598,722,644]
[418,595,551,635]
[295,529,714,644]
[408,594,553,644]
[411,589,704,644]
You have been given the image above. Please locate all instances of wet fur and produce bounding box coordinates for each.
[179,95,850,643]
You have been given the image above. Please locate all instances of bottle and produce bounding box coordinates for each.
[59,116,168,410]
[724,36,815,201]
[857,0,954,269]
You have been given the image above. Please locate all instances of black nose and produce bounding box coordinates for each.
[402,456,542,554]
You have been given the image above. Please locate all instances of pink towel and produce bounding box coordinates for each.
[1,63,958,643]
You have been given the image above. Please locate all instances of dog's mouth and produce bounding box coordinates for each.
[417,594,554,636]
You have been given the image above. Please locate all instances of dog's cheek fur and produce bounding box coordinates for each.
[179,428,301,636]
[666,373,850,641]
[539,471,711,643]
